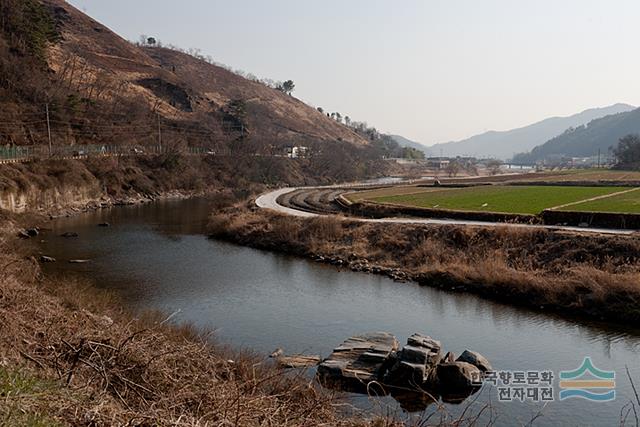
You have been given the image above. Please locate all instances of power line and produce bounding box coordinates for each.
[157,112,162,151]
[46,103,52,156]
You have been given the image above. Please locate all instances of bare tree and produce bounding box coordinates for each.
[446,160,461,177]
[486,159,503,175]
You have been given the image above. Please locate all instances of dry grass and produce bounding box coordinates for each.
[210,206,640,323]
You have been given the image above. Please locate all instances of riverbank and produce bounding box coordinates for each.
[0,156,398,425]
[0,154,273,219]
[209,205,640,324]
[6,202,415,426]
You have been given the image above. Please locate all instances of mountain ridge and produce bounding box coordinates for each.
[388,134,428,152]
[513,107,640,163]
[426,103,635,160]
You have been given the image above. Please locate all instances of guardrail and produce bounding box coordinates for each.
[0,144,231,164]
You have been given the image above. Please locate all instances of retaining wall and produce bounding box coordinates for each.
[342,201,540,224]
[339,200,640,230]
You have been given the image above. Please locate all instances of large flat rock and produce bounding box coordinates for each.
[316,331,489,408]
[317,332,398,391]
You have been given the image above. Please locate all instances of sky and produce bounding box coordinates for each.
[68,0,640,146]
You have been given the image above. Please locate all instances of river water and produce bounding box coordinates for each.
[37,198,640,425]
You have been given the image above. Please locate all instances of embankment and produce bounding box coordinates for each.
[210,205,640,324]
[0,154,270,217]
[341,199,539,224]
[541,209,640,230]
[340,199,640,230]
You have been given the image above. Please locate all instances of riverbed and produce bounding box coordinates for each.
[37,197,640,425]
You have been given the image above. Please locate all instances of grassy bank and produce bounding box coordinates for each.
[209,206,640,323]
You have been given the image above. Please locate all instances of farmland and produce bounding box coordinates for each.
[559,187,640,213]
[525,169,640,182]
[367,185,628,215]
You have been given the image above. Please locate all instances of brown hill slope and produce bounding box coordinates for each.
[144,47,366,144]
[40,0,366,147]
[0,0,389,187]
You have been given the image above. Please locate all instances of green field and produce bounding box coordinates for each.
[558,188,640,213]
[345,186,442,202]
[528,169,640,182]
[371,186,627,215]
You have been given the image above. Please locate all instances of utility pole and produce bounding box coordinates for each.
[597,148,601,169]
[157,112,162,153]
[45,103,52,156]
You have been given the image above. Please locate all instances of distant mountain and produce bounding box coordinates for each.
[427,104,635,160]
[513,107,640,163]
[389,135,429,153]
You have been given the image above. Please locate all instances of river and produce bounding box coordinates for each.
[37,197,640,426]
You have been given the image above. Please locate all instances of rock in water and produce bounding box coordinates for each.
[442,351,456,363]
[317,332,398,392]
[436,361,481,391]
[277,355,321,369]
[39,256,56,263]
[316,332,490,406]
[384,333,442,386]
[456,350,492,372]
[269,348,284,358]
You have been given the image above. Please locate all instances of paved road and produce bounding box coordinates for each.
[255,187,637,236]
[256,188,317,218]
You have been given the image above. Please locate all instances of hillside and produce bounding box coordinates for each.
[1,0,368,151]
[426,104,635,160]
[389,134,428,153]
[513,107,640,163]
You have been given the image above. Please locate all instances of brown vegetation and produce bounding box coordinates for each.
[0,0,370,151]
[0,0,393,189]
[210,206,640,323]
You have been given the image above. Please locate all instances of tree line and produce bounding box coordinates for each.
[614,134,640,169]
[136,35,296,95]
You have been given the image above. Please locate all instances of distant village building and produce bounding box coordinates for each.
[286,146,309,159]
[426,157,451,169]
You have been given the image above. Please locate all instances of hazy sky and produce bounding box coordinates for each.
[68,0,640,145]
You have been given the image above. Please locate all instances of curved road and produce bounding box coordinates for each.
[256,187,637,236]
